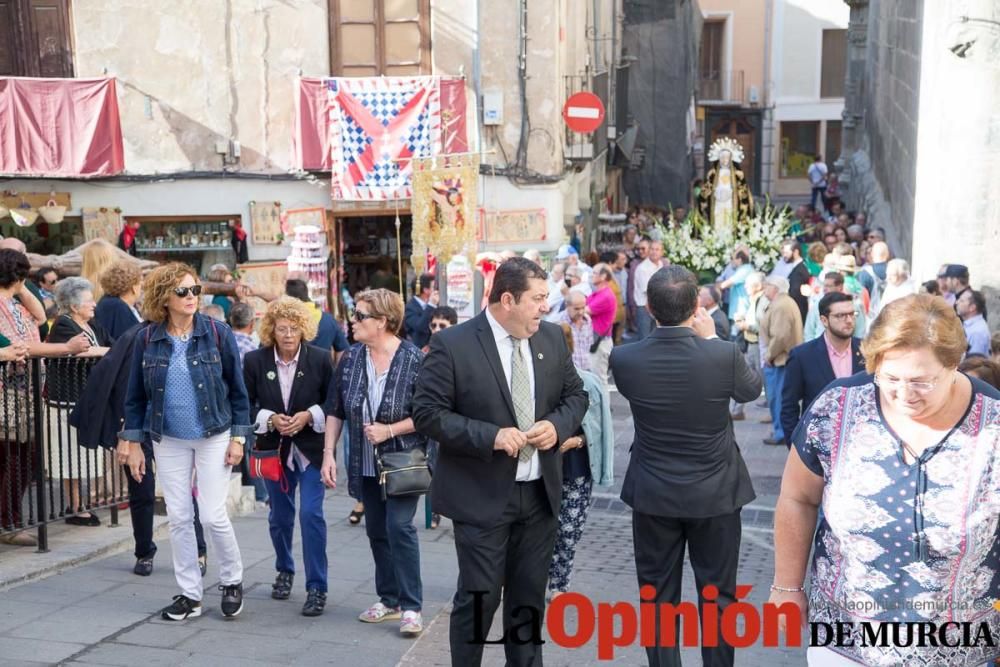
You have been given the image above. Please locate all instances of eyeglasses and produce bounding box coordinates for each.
[429,322,450,330]
[274,326,300,337]
[826,312,857,321]
[172,285,203,298]
[352,311,377,323]
[873,372,944,394]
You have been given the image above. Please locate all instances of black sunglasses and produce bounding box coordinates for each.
[173,285,203,298]
[352,310,377,322]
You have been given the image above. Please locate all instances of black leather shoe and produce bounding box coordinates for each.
[302,589,327,617]
[220,582,243,618]
[763,437,785,446]
[272,571,294,600]
[134,556,154,577]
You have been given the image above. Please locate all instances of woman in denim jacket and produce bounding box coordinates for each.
[321,288,428,636]
[119,263,253,622]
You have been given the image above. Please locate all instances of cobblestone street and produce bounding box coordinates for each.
[0,391,802,666]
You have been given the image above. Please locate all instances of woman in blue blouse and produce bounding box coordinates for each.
[771,295,1000,666]
[119,263,253,622]
[321,288,427,636]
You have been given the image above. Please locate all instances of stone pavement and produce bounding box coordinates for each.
[0,391,803,666]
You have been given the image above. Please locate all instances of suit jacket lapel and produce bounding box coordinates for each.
[475,316,517,422]
[851,338,865,374]
[814,336,836,385]
[287,345,307,411]
[262,351,283,411]
[529,334,544,420]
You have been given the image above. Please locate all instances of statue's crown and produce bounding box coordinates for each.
[708,137,745,164]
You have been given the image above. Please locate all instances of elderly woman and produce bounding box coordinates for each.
[321,288,427,636]
[95,262,143,340]
[46,277,112,526]
[771,294,1000,665]
[0,249,91,547]
[243,297,333,617]
[119,263,252,621]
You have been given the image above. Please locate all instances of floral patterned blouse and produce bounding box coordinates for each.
[794,373,1000,666]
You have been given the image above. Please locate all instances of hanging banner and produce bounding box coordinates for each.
[328,76,441,201]
[410,153,479,274]
[479,208,548,244]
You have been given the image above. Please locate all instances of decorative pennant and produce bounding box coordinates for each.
[410,153,479,274]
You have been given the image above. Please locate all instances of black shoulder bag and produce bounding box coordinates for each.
[364,391,430,501]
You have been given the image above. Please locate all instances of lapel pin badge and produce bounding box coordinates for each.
[537,353,544,360]
[296,371,304,378]
[266,371,276,381]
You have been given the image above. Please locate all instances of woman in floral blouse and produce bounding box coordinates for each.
[771,294,1000,666]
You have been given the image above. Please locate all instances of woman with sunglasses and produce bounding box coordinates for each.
[321,288,427,636]
[770,294,1000,665]
[119,263,253,622]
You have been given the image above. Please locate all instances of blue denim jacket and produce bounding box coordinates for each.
[578,369,614,487]
[120,313,253,444]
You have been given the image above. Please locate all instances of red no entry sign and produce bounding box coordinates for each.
[562,92,605,134]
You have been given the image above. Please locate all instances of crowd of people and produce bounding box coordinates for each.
[2,202,999,665]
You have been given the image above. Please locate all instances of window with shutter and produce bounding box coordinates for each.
[0,0,73,78]
[820,29,847,98]
[329,0,430,77]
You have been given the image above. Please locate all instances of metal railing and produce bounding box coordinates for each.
[698,69,746,105]
[1,357,127,551]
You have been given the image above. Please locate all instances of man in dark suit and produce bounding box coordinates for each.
[699,283,730,340]
[780,239,812,322]
[404,273,438,349]
[610,265,761,667]
[781,292,864,446]
[412,257,588,667]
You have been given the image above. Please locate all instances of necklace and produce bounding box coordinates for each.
[167,321,194,341]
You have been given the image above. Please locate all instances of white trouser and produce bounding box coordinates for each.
[154,433,243,601]
[588,335,613,388]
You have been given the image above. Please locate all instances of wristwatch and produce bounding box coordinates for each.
[231,436,246,445]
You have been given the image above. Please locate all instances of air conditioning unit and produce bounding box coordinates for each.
[748,86,760,104]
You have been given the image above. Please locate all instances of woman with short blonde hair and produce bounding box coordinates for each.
[771,294,1000,665]
[243,296,333,616]
[321,287,427,635]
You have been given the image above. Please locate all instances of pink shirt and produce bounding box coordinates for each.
[587,286,616,337]
[824,334,853,379]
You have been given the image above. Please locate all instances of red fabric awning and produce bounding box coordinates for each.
[0,77,125,178]
[293,76,467,172]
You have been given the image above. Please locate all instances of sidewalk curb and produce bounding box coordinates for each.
[0,518,169,591]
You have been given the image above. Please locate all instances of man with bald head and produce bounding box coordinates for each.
[558,290,594,372]
[0,237,27,253]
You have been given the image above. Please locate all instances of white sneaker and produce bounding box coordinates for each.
[358,601,401,623]
[400,610,423,636]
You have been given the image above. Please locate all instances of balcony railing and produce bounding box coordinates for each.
[698,69,747,105]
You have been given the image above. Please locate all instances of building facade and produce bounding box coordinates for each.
[838,0,1000,322]
[693,0,849,201]
[1,0,624,288]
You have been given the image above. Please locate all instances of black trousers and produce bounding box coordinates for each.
[450,479,558,667]
[126,442,206,560]
[632,509,742,667]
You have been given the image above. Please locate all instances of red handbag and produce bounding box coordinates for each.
[249,448,288,493]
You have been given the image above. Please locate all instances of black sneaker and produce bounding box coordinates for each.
[272,571,294,600]
[220,583,243,618]
[133,556,154,577]
[161,595,202,621]
[301,589,327,617]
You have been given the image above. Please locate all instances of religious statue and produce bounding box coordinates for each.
[698,137,754,234]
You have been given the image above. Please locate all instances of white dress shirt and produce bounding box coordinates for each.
[633,258,662,307]
[484,307,541,482]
